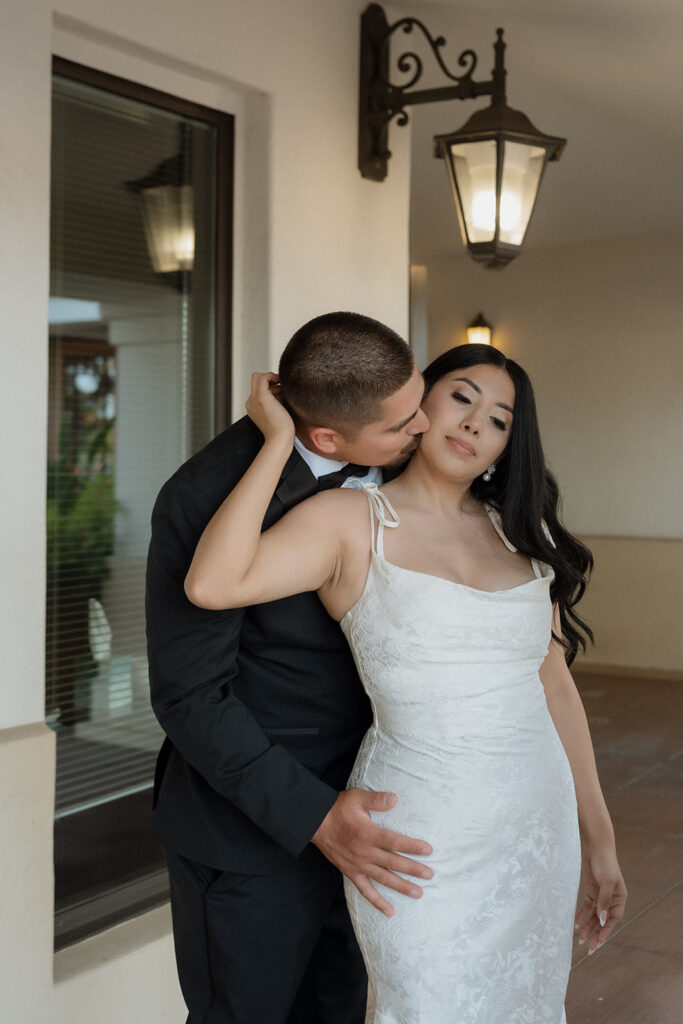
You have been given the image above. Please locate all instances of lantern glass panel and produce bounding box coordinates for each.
[467,325,492,345]
[448,139,497,242]
[499,141,546,245]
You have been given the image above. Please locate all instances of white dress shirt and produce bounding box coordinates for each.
[293,436,382,487]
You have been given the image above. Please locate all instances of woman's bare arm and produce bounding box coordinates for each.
[185,372,343,610]
[539,609,627,953]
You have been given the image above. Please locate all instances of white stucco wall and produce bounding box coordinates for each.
[419,237,683,672]
[0,0,411,1018]
[420,237,683,540]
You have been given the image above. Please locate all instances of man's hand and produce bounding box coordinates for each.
[311,788,433,917]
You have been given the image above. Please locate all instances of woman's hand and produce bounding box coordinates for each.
[246,372,295,447]
[575,839,628,954]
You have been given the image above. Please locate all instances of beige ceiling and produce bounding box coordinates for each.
[371,0,683,259]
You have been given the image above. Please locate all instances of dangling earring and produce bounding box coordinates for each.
[482,464,496,482]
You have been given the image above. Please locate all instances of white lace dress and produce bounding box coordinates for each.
[340,484,581,1024]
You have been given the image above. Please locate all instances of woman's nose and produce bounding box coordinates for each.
[462,418,480,436]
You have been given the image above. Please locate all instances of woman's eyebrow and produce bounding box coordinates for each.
[453,376,513,414]
[454,375,478,390]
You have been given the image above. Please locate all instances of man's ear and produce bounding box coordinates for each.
[304,425,345,456]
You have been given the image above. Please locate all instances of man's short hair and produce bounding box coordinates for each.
[278,312,414,435]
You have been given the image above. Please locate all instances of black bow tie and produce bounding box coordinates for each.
[317,463,370,491]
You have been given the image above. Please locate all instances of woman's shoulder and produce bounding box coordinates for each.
[302,484,372,515]
[292,485,376,541]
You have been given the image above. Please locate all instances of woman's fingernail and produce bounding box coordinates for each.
[599,910,607,927]
[578,937,586,946]
[574,922,580,931]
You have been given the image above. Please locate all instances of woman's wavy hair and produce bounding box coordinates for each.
[423,344,593,664]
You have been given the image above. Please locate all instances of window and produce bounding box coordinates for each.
[48,58,233,947]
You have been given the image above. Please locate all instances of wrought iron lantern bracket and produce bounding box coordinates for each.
[359,3,506,181]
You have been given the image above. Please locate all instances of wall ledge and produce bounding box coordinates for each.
[0,720,53,745]
[54,902,173,983]
[580,535,683,544]
[573,662,683,682]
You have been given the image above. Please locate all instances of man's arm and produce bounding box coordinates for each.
[147,473,336,854]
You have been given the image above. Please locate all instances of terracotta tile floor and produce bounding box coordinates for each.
[365,670,683,1023]
[566,670,683,1023]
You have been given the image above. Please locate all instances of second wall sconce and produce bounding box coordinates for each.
[466,313,493,345]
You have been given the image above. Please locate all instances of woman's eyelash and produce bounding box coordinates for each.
[453,391,508,430]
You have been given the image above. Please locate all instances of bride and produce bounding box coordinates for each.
[185,343,626,1023]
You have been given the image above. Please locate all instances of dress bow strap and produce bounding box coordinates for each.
[349,480,400,555]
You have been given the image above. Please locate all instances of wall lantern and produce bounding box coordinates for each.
[466,313,493,345]
[126,152,194,290]
[359,4,566,268]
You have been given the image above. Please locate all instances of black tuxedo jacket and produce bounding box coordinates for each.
[146,416,372,873]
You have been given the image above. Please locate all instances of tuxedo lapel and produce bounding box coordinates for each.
[264,450,318,527]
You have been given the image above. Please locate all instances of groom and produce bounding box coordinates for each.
[146,312,433,1024]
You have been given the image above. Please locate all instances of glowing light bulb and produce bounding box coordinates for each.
[471,189,523,234]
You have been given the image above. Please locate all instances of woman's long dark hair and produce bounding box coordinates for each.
[423,344,593,664]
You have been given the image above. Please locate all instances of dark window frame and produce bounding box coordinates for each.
[50,56,234,949]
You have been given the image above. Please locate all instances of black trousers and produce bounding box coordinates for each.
[164,847,368,1024]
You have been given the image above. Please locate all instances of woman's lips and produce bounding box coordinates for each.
[446,435,476,457]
